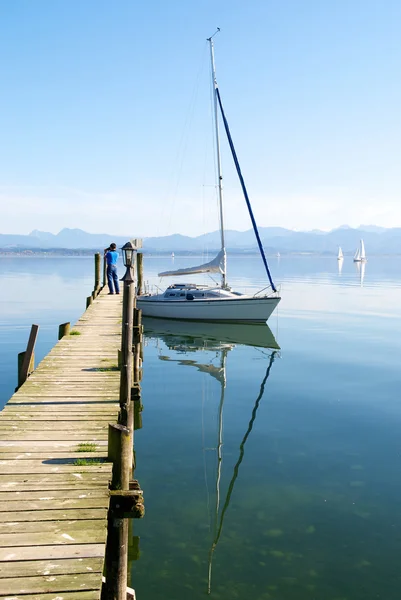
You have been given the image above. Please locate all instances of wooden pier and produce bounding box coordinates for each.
[0,250,142,600]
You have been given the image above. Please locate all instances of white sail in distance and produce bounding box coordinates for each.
[158,249,225,278]
[360,239,366,260]
[338,246,343,260]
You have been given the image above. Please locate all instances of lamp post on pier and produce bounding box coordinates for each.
[119,242,136,427]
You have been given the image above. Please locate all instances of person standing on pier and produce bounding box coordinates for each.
[104,243,120,295]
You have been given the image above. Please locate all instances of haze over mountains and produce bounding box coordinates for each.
[1,225,401,254]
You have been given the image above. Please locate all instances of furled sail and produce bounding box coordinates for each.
[158,249,225,278]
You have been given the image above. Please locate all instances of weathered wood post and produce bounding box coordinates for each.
[136,252,143,296]
[58,322,70,340]
[16,324,39,390]
[17,351,34,389]
[104,424,131,600]
[108,423,132,491]
[132,384,142,431]
[95,252,101,295]
[86,295,93,309]
[133,307,142,384]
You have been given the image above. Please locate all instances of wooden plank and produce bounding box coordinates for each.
[0,508,107,522]
[0,489,108,501]
[0,441,107,448]
[0,543,105,561]
[0,496,109,511]
[0,557,103,578]
[0,483,108,492]
[0,526,107,547]
[1,405,118,411]
[0,422,108,430]
[0,462,110,473]
[0,572,102,594]
[0,418,114,424]
[0,591,100,600]
[9,396,118,402]
[0,519,106,534]
[0,453,107,460]
[0,433,109,441]
[0,472,111,486]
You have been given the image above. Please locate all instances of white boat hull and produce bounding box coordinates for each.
[137,296,280,324]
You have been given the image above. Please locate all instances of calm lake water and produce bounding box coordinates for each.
[1,255,401,599]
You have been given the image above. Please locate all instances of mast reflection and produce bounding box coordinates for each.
[143,317,279,594]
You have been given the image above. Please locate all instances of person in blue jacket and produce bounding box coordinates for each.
[104,243,120,295]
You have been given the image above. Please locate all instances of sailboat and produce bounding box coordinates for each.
[353,239,367,263]
[337,246,344,260]
[137,33,280,324]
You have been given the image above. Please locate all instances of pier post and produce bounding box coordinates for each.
[119,266,134,428]
[108,423,132,491]
[95,252,101,295]
[136,252,143,295]
[133,307,142,384]
[86,295,93,309]
[132,384,143,430]
[105,423,132,600]
[16,324,39,390]
[17,350,35,389]
[58,322,70,340]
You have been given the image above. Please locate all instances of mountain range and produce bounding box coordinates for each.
[1,225,400,255]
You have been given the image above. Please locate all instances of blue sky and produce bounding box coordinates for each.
[1,0,400,236]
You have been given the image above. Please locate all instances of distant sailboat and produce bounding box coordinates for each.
[171,252,175,259]
[337,246,344,260]
[276,252,280,258]
[353,239,367,263]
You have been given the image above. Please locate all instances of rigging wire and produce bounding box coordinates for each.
[215,87,277,293]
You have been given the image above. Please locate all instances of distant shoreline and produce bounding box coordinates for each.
[1,249,399,258]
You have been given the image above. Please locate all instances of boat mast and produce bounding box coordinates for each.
[207,30,227,288]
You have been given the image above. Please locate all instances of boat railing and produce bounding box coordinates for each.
[253,284,281,298]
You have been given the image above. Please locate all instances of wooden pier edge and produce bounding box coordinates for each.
[0,253,141,599]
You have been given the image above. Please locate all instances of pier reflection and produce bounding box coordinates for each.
[143,318,279,594]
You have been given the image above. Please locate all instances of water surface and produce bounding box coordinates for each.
[1,255,401,599]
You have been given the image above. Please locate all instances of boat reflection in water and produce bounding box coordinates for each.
[143,317,280,351]
[143,317,279,594]
[355,260,366,287]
